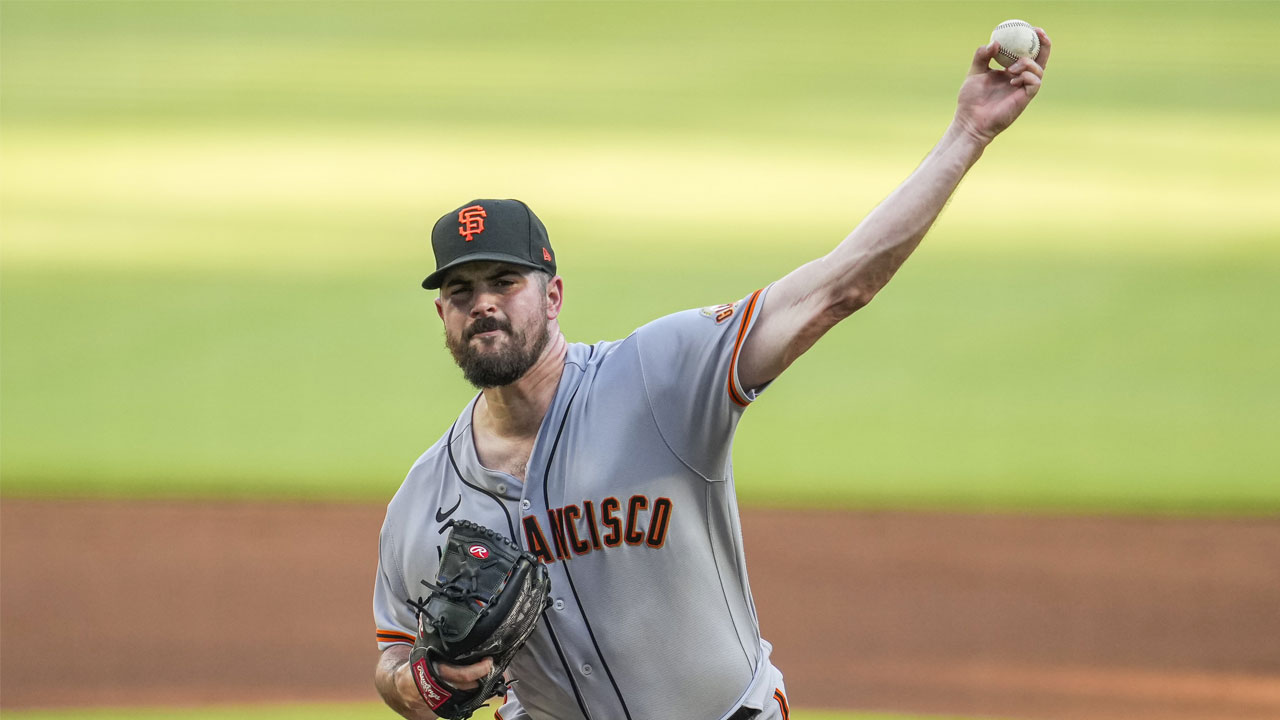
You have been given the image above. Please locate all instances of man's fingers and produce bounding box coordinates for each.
[1006,57,1044,80]
[1034,28,1052,70]
[436,657,495,689]
[1011,72,1042,97]
[970,41,998,75]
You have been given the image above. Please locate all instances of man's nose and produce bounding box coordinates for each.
[469,291,500,318]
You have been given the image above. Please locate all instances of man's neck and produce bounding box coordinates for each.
[475,333,569,440]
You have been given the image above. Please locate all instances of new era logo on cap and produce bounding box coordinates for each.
[422,199,557,290]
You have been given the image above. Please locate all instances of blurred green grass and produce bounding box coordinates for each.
[2,1,1278,512]
[4,249,1278,512]
[4,0,1278,130]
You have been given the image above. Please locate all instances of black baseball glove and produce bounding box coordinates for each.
[409,520,551,719]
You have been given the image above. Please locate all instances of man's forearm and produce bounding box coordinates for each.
[375,645,437,720]
[736,122,990,387]
[823,122,987,311]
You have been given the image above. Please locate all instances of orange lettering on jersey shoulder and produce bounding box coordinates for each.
[699,301,737,325]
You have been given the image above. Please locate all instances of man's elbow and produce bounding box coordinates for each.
[827,287,874,320]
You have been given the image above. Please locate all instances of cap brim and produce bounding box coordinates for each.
[421,253,548,290]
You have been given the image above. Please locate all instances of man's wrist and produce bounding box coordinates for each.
[382,657,437,719]
[941,120,989,166]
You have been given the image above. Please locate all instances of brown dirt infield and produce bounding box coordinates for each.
[2,499,1278,719]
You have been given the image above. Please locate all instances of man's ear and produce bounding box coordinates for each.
[434,297,445,320]
[545,276,564,320]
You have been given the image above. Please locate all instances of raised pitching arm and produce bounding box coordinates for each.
[738,32,1051,390]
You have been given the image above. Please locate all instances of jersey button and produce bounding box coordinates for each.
[521,499,531,511]
[581,664,593,676]
[553,599,565,611]
[497,483,508,494]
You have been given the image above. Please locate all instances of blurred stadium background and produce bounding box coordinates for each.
[2,1,1278,719]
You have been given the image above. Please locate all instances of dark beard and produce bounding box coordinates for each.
[446,314,550,389]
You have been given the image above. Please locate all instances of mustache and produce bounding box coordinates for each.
[465,316,512,341]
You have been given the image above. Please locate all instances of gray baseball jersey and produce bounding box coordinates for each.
[374,287,791,720]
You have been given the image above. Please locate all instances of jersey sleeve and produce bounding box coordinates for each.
[633,286,770,480]
[372,522,418,649]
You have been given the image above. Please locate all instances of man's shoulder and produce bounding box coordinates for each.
[405,432,452,476]
[571,311,698,360]
[632,299,753,348]
[571,292,764,364]
[386,411,469,514]
[566,338,626,367]
[566,309,716,383]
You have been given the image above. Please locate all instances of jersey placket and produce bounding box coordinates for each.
[524,346,634,720]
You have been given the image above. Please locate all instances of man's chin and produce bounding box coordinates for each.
[460,357,531,389]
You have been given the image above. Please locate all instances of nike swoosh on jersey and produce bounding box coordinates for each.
[435,494,462,523]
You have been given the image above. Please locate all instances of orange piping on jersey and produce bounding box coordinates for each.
[494,687,512,719]
[774,689,790,719]
[376,629,415,644]
[728,289,764,407]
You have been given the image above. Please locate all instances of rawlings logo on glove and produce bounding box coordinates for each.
[410,520,552,719]
[411,655,452,709]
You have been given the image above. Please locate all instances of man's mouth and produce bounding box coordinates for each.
[466,320,510,341]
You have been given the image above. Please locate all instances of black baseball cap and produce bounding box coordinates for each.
[422,199,556,290]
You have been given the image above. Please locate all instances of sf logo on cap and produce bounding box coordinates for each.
[458,205,487,242]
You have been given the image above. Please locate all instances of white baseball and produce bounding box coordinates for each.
[990,19,1040,68]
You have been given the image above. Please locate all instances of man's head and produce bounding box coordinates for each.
[425,199,562,388]
[434,262,561,389]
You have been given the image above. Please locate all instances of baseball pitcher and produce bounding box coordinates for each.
[373,34,1050,720]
